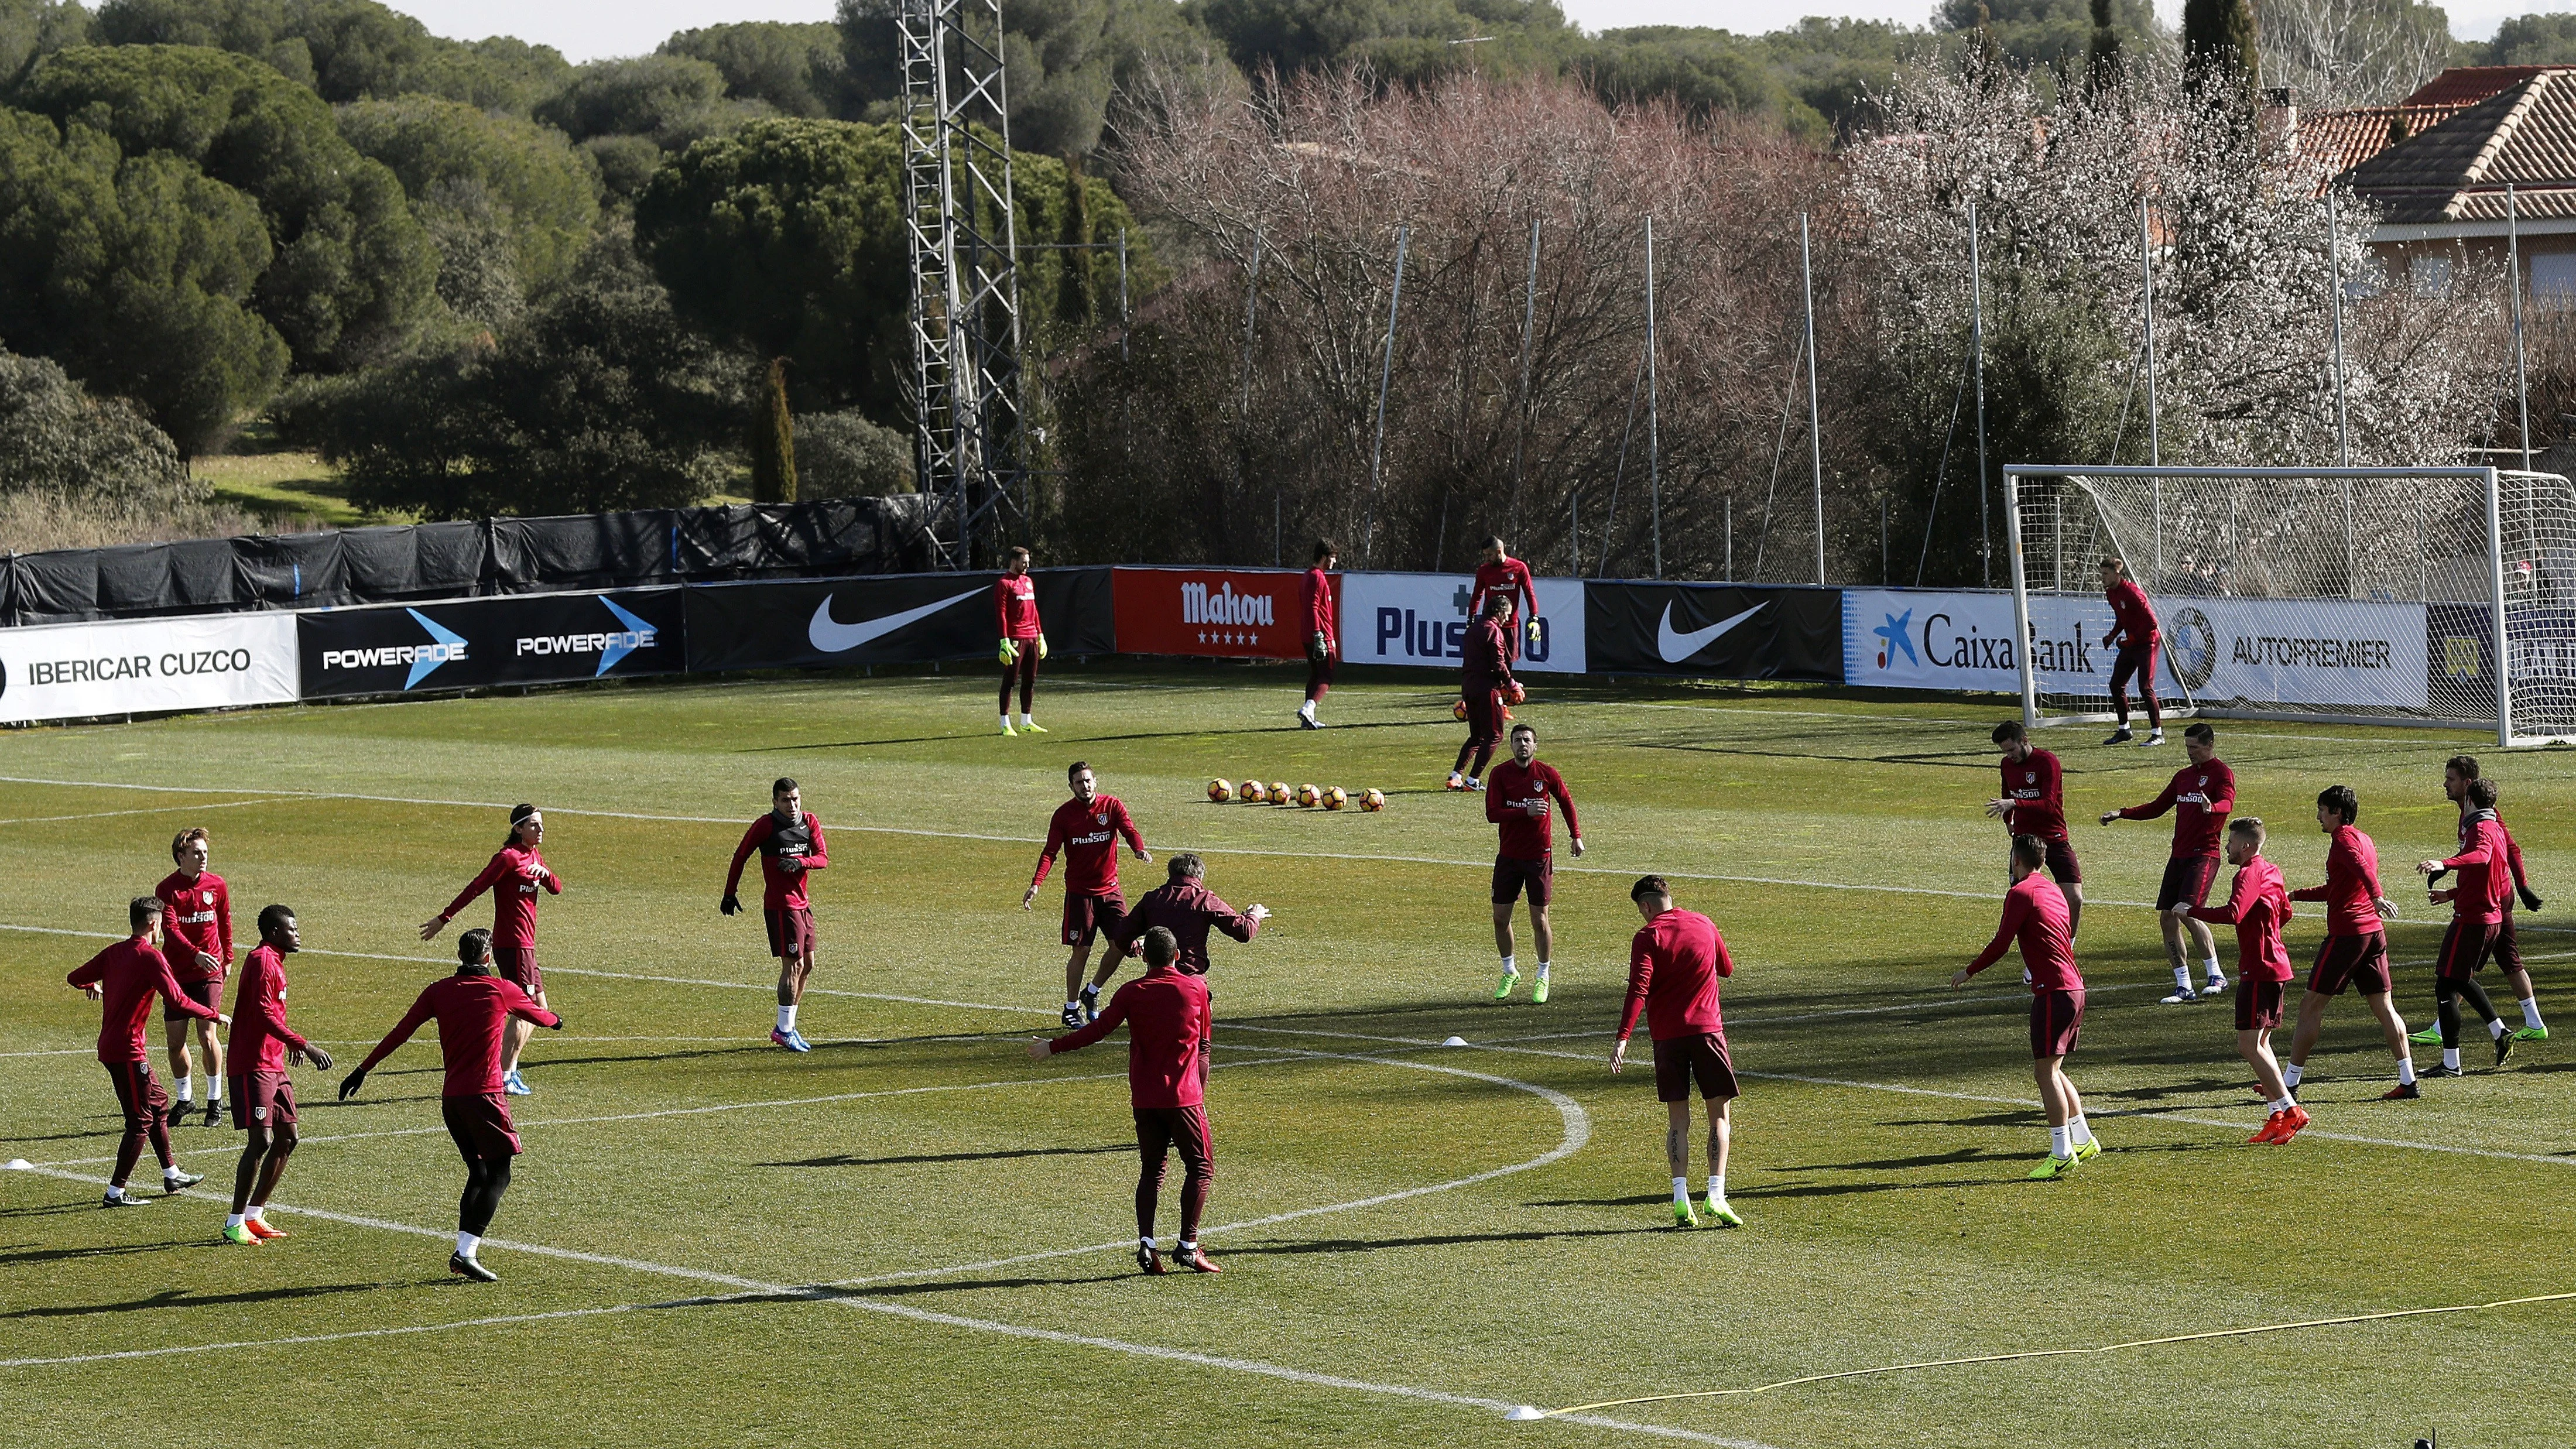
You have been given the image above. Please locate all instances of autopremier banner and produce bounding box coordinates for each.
[683,568,1113,673]
[1334,572,1587,674]
[0,612,299,723]
[1842,589,2429,707]
[1583,582,1843,679]
[300,588,684,697]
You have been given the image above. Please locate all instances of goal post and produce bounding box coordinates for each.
[2003,464,2576,747]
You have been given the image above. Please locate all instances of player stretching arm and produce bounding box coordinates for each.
[996,546,1046,736]
[724,778,830,1053]
[222,906,332,1245]
[2416,777,2516,1077]
[1954,836,2095,1179]
[1609,875,1741,1229]
[1299,539,1338,730]
[1029,927,1220,1274]
[1486,722,1585,1004]
[70,898,226,1205]
[1022,761,1150,1026]
[1472,536,1540,663]
[2181,818,2304,1143]
[2283,786,2414,1101]
[1448,595,1516,792]
[2426,758,2550,1043]
[422,804,559,1095]
[342,928,563,1282]
[1986,720,2083,937]
[156,827,232,1127]
[2098,557,2163,746]
[2098,721,2234,1002]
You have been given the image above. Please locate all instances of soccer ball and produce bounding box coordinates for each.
[1506,680,1527,706]
[1323,786,1347,810]
[1208,778,1232,803]
[1452,698,1468,721]
[1236,779,1267,803]
[1361,788,1385,811]
[1296,783,1321,808]
[1269,782,1291,806]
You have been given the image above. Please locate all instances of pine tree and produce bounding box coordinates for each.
[2181,0,2260,111]
[752,356,797,503]
[1057,154,1094,332]
[2086,0,2121,92]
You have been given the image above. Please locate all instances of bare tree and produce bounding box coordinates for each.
[2259,0,2452,109]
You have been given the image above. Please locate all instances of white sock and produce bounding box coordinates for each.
[2270,1095,2296,1113]
[2173,964,2192,991]
[1020,712,1035,728]
[776,1004,796,1033]
[2283,1062,2304,1090]
[2489,1018,2509,1040]
[1707,1173,1725,1202]
[1534,961,1550,980]
[1671,1176,1690,1205]
[2204,960,2225,983]
[2523,998,2546,1030]
[457,1232,481,1258]
[2070,1115,2094,1146]
[1139,1235,1156,1251]
[176,1080,193,1104]
[2443,1047,2462,1070]
[226,1213,245,1229]
[2049,1125,2072,1158]
[1177,1239,1196,1253]
[1298,700,1316,720]
[163,1164,184,1180]
[999,713,1012,729]
[107,1185,129,1201]
[205,1080,220,1104]
[2399,1057,2417,1085]
[1499,954,1517,976]
[249,1205,267,1222]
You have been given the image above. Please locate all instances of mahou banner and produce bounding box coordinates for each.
[1111,567,1321,659]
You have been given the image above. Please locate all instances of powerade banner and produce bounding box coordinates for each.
[0,613,299,723]
[683,568,1113,672]
[1584,582,1842,679]
[1112,567,1316,659]
[1335,571,1587,674]
[300,589,683,697]
[1842,589,2429,708]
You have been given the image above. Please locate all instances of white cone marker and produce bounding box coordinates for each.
[1441,1036,1469,1047]
[4,1159,29,1170]
[1506,1406,1546,1421]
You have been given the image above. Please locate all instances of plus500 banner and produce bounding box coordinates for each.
[0,612,299,723]
[1844,590,2428,708]
[300,588,684,697]
[1335,573,1587,674]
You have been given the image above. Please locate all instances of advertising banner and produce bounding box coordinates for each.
[1584,582,1843,680]
[1111,567,1319,659]
[1334,572,1587,674]
[683,568,1113,673]
[1842,589,2429,708]
[301,588,684,697]
[0,612,299,724]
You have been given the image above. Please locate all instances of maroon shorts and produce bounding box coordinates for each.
[1463,688,1503,745]
[227,1071,296,1130]
[442,1092,522,1160]
[2156,854,2223,911]
[2040,838,2081,886]
[104,1060,168,1128]
[1063,891,1125,948]
[2306,932,2391,997]
[1135,1104,1215,1171]
[1650,1032,1739,1103]
[492,944,541,997]
[2235,977,2287,1032]
[2496,911,2523,974]
[1492,854,1553,907]
[2029,988,2085,1059]
[2436,919,2500,982]
[163,974,223,1022]
[765,905,816,961]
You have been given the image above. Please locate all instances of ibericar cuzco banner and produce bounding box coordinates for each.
[1841,589,2430,708]
[0,613,300,723]
[299,588,686,697]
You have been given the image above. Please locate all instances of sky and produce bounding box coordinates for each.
[381,0,2534,64]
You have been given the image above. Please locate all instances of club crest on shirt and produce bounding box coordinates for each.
[2025,771,2037,783]
[1094,811,1107,825]
[201,890,214,905]
[252,1105,267,1121]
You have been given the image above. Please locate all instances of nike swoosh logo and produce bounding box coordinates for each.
[1656,601,1766,663]
[809,587,985,654]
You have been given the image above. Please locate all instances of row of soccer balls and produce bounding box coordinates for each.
[1209,779,1387,811]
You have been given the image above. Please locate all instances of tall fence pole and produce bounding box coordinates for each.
[1725,495,1733,580]
[1802,211,1824,587]
[2511,183,2533,475]
[1238,232,1268,564]
[1970,200,1990,588]
[1513,218,1540,541]
[2141,197,2160,574]
[1116,228,1129,363]
[1362,225,1409,570]
[1646,214,1663,580]
[2327,190,2352,468]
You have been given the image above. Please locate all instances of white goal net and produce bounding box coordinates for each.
[2003,465,2576,746]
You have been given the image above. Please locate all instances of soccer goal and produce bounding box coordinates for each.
[2003,464,2576,746]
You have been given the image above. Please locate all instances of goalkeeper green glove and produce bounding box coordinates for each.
[998,638,1017,665]
[1037,632,1049,660]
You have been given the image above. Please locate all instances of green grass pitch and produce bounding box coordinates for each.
[2,663,2570,1447]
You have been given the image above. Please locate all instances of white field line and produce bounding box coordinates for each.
[0,1299,749,1369]
[0,799,275,827]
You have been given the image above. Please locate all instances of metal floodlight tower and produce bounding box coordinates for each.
[899,0,1028,569]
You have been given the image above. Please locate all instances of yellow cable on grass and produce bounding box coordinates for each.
[1509,1290,2576,1421]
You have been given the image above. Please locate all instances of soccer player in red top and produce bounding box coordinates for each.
[1954,835,2097,1179]
[156,827,233,1128]
[68,898,225,1205]
[2098,721,2234,1003]
[2283,786,2414,1101]
[342,927,563,1282]
[422,803,559,1094]
[1486,722,1585,1005]
[724,777,830,1052]
[2416,776,2517,1077]
[1298,539,1338,729]
[1986,719,2082,937]
[2098,557,2163,746]
[2181,817,2306,1143]
[1029,927,1221,1274]
[1022,760,1150,1027]
[221,905,333,1245]
[1471,536,1539,663]
[996,545,1046,736]
[1107,854,1268,1088]
[1609,876,1741,1228]
[2427,756,2548,1043]
[1448,594,1517,792]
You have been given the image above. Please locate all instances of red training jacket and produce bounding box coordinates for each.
[228,943,310,1074]
[70,938,217,1064]
[2289,825,2384,937]
[727,811,829,911]
[1964,872,2082,994]
[1618,907,1732,1042]
[442,845,560,949]
[156,869,233,979]
[1485,758,1577,860]
[2190,855,2296,983]
[356,974,560,1097]
[995,573,1040,640]
[1044,965,1211,1108]
[1032,794,1145,895]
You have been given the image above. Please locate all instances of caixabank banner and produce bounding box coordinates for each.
[684,568,1113,672]
[0,612,299,723]
[1111,567,1321,659]
[300,589,684,697]
[1335,572,1587,674]
[1585,581,1843,679]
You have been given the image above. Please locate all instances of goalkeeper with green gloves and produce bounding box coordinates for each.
[996,545,1049,736]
